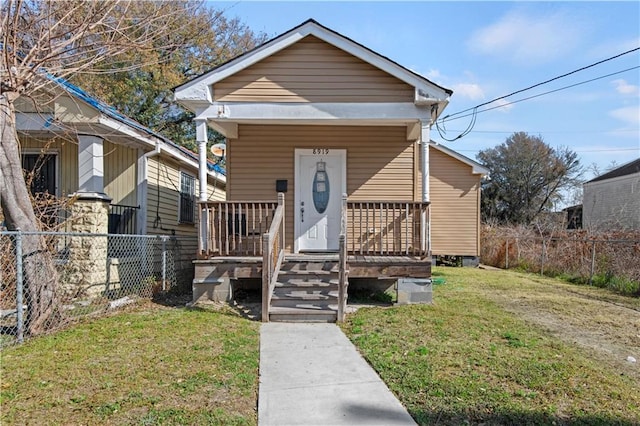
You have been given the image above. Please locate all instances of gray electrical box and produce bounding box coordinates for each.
[396,278,432,305]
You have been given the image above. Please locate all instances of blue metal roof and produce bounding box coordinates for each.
[49,74,225,176]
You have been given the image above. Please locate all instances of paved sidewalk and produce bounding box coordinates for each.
[258,322,416,425]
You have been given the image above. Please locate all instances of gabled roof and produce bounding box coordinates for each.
[586,158,640,183]
[175,19,452,104]
[429,142,489,176]
[47,75,225,177]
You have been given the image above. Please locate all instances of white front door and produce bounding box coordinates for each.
[295,149,346,252]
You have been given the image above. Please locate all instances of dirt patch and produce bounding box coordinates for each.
[480,273,640,380]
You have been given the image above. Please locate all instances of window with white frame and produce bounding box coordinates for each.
[179,171,196,224]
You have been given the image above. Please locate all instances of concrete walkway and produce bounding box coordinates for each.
[258,323,416,425]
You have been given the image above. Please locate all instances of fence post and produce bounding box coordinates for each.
[161,236,168,291]
[589,240,596,285]
[505,239,509,269]
[15,229,24,344]
[540,239,546,276]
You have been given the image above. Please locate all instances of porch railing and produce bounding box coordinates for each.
[198,200,280,257]
[199,199,429,258]
[108,204,139,235]
[262,193,285,322]
[338,194,348,322]
[346,201,430,256]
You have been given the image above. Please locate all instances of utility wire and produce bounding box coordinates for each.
[455,148,639,153]
[438,46,640,123]
[445,129,638,134]
[440,65,640,124]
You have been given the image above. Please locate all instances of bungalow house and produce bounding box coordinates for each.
[174,19,484,321]
[583,158,640,231]
[14,78,226,294]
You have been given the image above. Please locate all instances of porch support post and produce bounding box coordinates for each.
[196,119,208,202]
[77,134,108,199]
[196,119,209,253]
[420,121,430,254]
[420,121,430,203]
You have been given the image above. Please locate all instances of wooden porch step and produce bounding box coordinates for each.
[272,289,339,300]
[275,278,339,287]
[269,305,337,323]
[268,257,340,322]
[279,263,339,273]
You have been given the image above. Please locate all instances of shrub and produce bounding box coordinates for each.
[481,224,640,296]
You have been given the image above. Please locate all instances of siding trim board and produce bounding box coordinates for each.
[199,102,431,125]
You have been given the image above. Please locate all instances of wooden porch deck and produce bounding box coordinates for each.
[193,254,431,280]
[194,196,431,322]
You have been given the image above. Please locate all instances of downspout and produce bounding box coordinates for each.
[137,143,161,234]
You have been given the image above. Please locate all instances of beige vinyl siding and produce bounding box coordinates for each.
[214,36,414,103]
[147,156,194,237]
[428,146,481,256]
[104,141,137,206]
[205,176,226,202]
[19,135,78,197]
[147,155,224,237]
[228,124,415,251]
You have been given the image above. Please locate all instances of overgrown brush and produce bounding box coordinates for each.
[0,194,77,311]
[481,223,640,296]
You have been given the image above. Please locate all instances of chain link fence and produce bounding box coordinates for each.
[481,228,640,295]
[1,231,197,347]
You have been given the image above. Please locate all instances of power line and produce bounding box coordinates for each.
[454,148,639,153]
[445,129,639,135]
[438,46,640,122]
[440,65,640,124]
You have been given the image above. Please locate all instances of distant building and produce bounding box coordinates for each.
[563,204,583,229]
[582,159,640,231]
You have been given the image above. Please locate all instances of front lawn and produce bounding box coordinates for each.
[1,303,260,425]
[342,267,640,425]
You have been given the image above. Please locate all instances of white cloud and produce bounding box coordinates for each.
[611,79,640,96]
[452,83,485,100]
[588,37,640,60]
[425,69,441,80]
[468,9,583,65]
[609,105,640,126]
[487,98,515,113]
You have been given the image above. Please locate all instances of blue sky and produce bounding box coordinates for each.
[216,1,639,181]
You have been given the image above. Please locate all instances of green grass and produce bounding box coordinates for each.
[1,303,260,425]
[341,267,640,425]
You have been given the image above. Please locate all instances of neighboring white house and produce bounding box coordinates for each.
[583,158,640,231]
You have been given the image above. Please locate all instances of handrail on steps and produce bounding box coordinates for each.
[338,193,349,322]
[262,193,285,322]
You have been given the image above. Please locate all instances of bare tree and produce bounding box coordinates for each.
[478,132,583,225]
[0,0,210,334]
